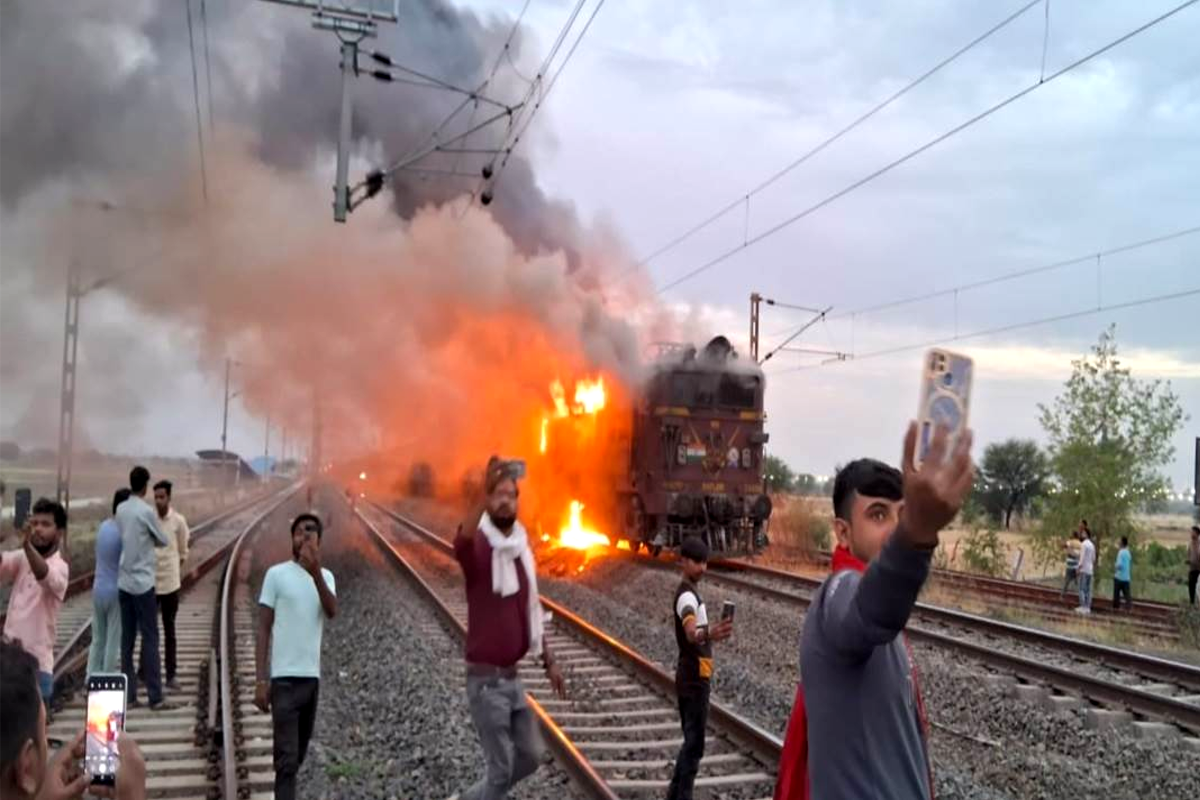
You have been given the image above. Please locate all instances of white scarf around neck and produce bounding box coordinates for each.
[479,512,543,658]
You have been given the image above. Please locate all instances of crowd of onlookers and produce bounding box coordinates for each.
[1063,518,1200,612]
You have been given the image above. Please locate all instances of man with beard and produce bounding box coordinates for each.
[774,423,973,800]
[152,480,190,691]
[452,457,566,800]
[1,498,70,704]
[116,466,171,710]
[254,513,337,800]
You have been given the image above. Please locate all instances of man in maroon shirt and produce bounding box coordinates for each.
[453,457,565,800]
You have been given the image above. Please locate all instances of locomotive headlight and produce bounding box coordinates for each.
[676,444,687,465]
[742,448,752,469]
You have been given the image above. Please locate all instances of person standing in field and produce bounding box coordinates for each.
[1112,536,1133,611]
[1187,525,1199,606]
[1076,525,1096,615]
[1061,527,1082,598]
[88,488,130,676]
[254,513,337,800]
[152,480,190,691]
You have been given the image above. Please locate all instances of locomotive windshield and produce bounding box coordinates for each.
[663,371,760,409]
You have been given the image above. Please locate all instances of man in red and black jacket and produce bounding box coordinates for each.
[452,457,565,800]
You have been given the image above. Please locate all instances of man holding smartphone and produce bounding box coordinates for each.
[453,456,565,800]
[254,513,338,800]
[1,498,70,704]
[668,535,732,800]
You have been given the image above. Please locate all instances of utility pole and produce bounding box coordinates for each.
[54,262,83,513]
[263,411,271,483]
[749,293,761,363]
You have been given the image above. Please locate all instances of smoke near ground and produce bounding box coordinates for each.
[0,0,700,473]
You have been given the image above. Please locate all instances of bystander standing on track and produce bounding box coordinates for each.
[1112,536,1133,611]
[0,639,148,800]
[0,499,70,704]
[1076,525,1096,615]
[1061,526,1082,597]
[774,423,973,800]
[668,536,732,800]
[117,466,172,710]
[152,480,189,691]
[1187,525,1200,605]
[88,489,130,676]
[254,512,337,800]
[451,457,566,800]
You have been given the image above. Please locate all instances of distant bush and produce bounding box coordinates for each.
[960,526,1009,577]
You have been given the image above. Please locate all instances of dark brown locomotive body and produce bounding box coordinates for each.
[621,336,771,555]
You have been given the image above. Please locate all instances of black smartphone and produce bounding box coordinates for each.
[721,600,735,621]
[14,488,32,531]
[86,673,127,785]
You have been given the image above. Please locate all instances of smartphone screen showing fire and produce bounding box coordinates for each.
[86,676,126,783]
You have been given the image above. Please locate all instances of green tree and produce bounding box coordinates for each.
[1034,326,1187,572]
[793,473,819,495]
[764,454,795,493]
[977,439,1049,529]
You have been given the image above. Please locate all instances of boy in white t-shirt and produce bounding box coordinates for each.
[254,513,338,800]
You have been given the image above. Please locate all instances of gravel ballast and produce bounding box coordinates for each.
[248,498,581,800]
[535,554,1200,800]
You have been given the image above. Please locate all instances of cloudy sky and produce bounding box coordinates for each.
[1,0,1196,491]
[464,0,1200,488]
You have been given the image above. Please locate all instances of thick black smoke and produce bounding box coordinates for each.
[0,0,578,261]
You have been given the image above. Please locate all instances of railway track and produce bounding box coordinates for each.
[46,485,300,799]
[358,500,782,799]
[696,557,1200,743]
[804,549,1181,634]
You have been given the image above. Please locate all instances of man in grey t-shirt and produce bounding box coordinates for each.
[798,423,973,800]
[117,465,171,709]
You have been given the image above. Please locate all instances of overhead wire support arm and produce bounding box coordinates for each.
[758,306,833,364]
[364,51,515,111]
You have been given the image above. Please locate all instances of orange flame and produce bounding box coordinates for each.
[557,500,611,551]
[573,377,606,414]
[539,417,549,454]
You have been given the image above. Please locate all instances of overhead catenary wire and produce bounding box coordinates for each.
[633,0,1042,273]
[184,0,209,202]
[654,0,1199,295]
[768,286,1200,375]
[200,0,215,131]
[766,223,1200,341]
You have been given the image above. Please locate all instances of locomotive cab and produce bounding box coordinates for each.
[622,336,772,555]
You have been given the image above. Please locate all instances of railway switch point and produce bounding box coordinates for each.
[1130,721,1180,741]
[1084,709,1133,730]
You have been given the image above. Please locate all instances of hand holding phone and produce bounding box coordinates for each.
[86,674,127,786]
[721,600,735,622]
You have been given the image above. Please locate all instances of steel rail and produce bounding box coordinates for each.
[49,485,291,683]
[696,564,1200,733]
[706,560,1200,691]
[217,485,305,800]
[365,500,785,764]
[355,504,619,800]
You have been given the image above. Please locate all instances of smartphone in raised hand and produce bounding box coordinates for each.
[86,673,127,786]
[721,600,735,622]
[916,348,973,468]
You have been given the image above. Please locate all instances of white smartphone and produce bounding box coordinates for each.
[916,348,973,468]
[86,673,127,786]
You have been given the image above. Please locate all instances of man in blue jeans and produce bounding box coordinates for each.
[117,465,173,709]
[88,488,130,675]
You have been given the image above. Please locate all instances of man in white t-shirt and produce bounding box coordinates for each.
[1076,523,1096,614]
[254,513,337,800]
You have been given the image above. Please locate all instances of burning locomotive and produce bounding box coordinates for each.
[619,336,771,555]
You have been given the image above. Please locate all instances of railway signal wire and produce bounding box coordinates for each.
[653,0,1199,295]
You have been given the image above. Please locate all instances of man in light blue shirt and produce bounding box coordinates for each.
[88,488,130,676]
[1113,536,1133,611]
[116,465,170,709]
[254,513,337,800]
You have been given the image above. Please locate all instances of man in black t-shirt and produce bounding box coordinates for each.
[668,536,733,800]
